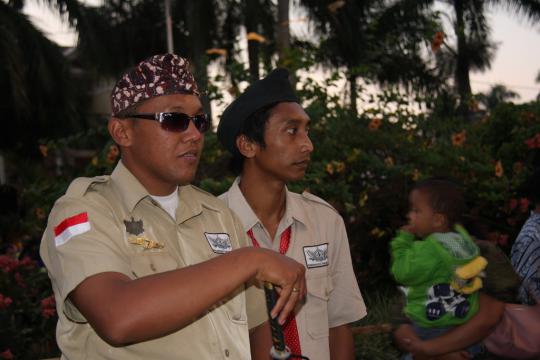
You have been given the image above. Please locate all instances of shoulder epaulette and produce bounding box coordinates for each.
[65,176,109,198]
[189,185,224,211]
[301,191,339,214]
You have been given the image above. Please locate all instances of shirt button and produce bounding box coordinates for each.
[224,349,230,357]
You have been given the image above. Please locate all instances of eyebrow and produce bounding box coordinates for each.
[285,118,310,126]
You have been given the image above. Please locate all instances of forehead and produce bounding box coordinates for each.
[410,189,431,204]
[136,94,202,113]
[267,102,309,123]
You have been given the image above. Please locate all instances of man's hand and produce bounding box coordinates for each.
[254,248,306,325]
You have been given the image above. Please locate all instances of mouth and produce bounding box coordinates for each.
[178,148,200,160]
[292,159,310,168]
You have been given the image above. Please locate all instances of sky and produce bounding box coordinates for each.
[23,1,540,103]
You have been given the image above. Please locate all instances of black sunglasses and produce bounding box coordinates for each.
[119,112,211,133]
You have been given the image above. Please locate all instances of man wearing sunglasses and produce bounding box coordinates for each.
[217,69,366,360]
[40,54,306,359]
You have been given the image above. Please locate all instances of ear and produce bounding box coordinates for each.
[108,118,133,147]
[434,213,448,229]
[235,135,258,159]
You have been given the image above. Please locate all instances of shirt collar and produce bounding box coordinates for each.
[110,161,203,223]
[227,177,307,233]
[176,185,203,224]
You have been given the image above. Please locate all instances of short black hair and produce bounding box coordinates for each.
[413,178,465,227]
[229,102,279,175]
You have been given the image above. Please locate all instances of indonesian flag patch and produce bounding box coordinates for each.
[54,212,91,247]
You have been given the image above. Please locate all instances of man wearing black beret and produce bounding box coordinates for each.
[218,69,366,360]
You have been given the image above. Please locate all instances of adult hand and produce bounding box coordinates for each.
[394,324,471,360]
[254,248,306,325]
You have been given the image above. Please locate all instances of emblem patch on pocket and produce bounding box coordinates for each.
[303,243,329,268]
[205,233,232,254]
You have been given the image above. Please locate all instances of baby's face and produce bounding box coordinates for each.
[407,189,439,238]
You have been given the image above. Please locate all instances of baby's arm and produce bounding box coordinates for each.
[390,231,441,286]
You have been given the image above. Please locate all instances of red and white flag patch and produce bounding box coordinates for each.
[54,212,91,247]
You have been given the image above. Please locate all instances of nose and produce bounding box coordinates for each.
[302,133,314,153]
[182,119,203,143]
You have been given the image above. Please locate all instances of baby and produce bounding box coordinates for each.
[391,178,487,359]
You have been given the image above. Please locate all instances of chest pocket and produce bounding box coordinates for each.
[219,287,247,325]
[129,252,178,278]
[306,273,333,339]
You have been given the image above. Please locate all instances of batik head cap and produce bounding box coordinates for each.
[111,53,199,116]
[217,68,299,155]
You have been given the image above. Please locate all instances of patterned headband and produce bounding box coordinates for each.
[111,53,200,116]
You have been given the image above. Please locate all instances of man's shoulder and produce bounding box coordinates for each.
[187,185,232,213]
[64,175,111,199]
[293,191,340,215]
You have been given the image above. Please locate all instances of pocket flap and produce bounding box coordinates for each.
[130,252,178,278]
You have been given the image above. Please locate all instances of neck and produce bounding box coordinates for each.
[239,168,287,240]
[121,157,177,196]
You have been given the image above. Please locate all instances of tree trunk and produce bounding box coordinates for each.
[245,0,260,82]
[453,0,472,117]
[277,0,290,66]
[348,71,358,115]
[183,0,212,118]
[276,0,296,87]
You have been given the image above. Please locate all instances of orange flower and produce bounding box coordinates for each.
[325,163,334,175]
[328,0,345,13]
[39,144,48,157]
[451,130,467,147]
[335,161,345,174]
[384,156,395,167]
[495,160,504,178]
[431,31,444,52]
[246,32,266,43]
[206,48,227,57]
[368,117,382,131]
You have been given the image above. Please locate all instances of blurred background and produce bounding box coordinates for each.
[1,0,539,358]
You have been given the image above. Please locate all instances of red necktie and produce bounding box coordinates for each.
[247,226,302,356]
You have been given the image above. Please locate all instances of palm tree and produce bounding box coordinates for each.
[0,0,89,153]
[431,1,540,114]
[475,84,519,111]
[299,0,442,114]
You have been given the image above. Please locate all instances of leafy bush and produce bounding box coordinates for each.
[0,255,58,359]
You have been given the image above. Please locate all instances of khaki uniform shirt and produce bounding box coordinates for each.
[220,178,367,360]
[40,162,266,360]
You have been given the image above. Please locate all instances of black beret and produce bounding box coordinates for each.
[217,68,299,154]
